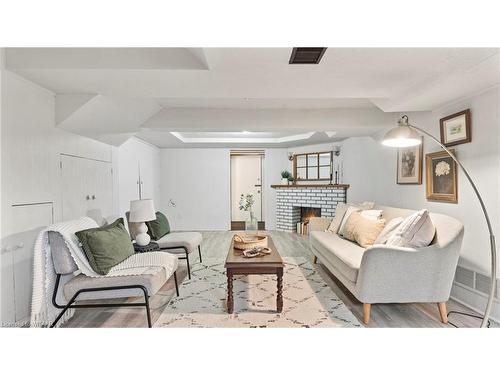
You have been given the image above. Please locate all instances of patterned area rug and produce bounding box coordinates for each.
[155,257,361,328]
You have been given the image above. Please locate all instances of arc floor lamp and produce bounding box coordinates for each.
[382,115,497,328]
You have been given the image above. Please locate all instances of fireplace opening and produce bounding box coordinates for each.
[297,207,321,234]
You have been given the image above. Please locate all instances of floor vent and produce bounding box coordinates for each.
[455,265,498,298]
[289,47,327,64]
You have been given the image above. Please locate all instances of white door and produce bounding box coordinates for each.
[230,155,263,222]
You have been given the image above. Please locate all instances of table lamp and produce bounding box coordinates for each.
[129,199,156,246]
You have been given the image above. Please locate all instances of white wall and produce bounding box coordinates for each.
[159,148,288,231]
[160,149,231,231]
[117,137,161,215]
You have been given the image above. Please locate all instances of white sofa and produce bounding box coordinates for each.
[308,204,464,325]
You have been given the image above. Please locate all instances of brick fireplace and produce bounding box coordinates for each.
[271,184,349,232]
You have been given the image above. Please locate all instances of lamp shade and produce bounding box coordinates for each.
[381,116,422,148]
[129,199,156,222]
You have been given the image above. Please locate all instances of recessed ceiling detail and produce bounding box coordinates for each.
[170,131,316,144]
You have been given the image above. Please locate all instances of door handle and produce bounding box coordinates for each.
[254,184,262,187]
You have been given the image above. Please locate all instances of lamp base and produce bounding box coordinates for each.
[135,222,151,246]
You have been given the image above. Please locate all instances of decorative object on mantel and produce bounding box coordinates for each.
[233,234,268,250]
[382,114,496,328]
[239,193,258,234]
[397,137,423,184]
[280,170,291,185]
[287,176,296,185]
[425,149,458,203]
[440,109,471,147]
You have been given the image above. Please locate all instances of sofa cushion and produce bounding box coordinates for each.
[146,211,171,240]
[75,218,134,275]
[341,211,385,248]
[156,232,202,254]
[310,231,365,283]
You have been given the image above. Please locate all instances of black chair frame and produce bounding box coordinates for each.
[50,271,179,328]
[160,244,202,280]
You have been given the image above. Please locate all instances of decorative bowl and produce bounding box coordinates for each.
[233,234,268,250]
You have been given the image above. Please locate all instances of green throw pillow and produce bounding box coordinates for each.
[75,218,134,275]
[146,211,170,240]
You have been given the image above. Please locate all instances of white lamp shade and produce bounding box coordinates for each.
[129,199,156,222]
[381,124,421,148]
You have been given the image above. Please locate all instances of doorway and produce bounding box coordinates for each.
[230,151,265,230]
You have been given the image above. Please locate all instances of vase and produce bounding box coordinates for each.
[245,210,258,234]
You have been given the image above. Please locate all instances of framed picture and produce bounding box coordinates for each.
[426,150,458,203]
[396,138,423,184]
[440,109,471,147]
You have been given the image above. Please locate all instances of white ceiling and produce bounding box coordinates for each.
[5,47,499,148]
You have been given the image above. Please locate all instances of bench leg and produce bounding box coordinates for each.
[141,286,152,328]
[437,302,448,324]
[198,245,202,263]
[173,271,179,297]
[185,248,191,279]
[363,303,371,325]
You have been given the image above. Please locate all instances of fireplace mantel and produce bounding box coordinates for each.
[271,184,349,189]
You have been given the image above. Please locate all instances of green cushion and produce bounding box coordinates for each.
[146,211,170,240]
[75,218,134,275]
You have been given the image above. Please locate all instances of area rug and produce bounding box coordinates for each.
[155,257,362,328]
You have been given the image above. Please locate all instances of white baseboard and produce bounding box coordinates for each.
[450,282,499,324]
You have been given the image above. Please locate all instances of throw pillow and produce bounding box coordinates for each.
[75,218,134,275]
[327,202,377,234]
[342,211,386,248]
[146,211,171,240]
[360,209,383,221]
[374,217,404,245]
[326,203,348,233]
[386,209,436,248]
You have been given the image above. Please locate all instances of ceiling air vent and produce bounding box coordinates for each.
[289,47,327,64]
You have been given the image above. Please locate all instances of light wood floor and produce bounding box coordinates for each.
[63,231,494,328]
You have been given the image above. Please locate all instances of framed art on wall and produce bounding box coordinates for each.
[396,138,423,184]
[439,109,471,147]
[425,149,458,203]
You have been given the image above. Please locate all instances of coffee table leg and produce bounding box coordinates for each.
[277,267,283,313]
[227,269,234,314]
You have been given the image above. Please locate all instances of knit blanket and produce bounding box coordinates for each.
[30,217,178,327]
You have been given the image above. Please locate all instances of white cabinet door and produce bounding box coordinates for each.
[91,160,113,219]
[61,155,113,222]
[61,155,91,221]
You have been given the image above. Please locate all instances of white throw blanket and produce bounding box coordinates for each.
[30,217,178,327]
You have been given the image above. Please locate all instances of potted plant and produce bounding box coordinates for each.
[239,193,258,234]
[281,170,291,185]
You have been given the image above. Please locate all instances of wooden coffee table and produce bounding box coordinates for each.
[224,236,284,314]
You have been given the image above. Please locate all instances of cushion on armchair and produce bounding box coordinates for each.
[146,211,171,240]
[75,218,134,275]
